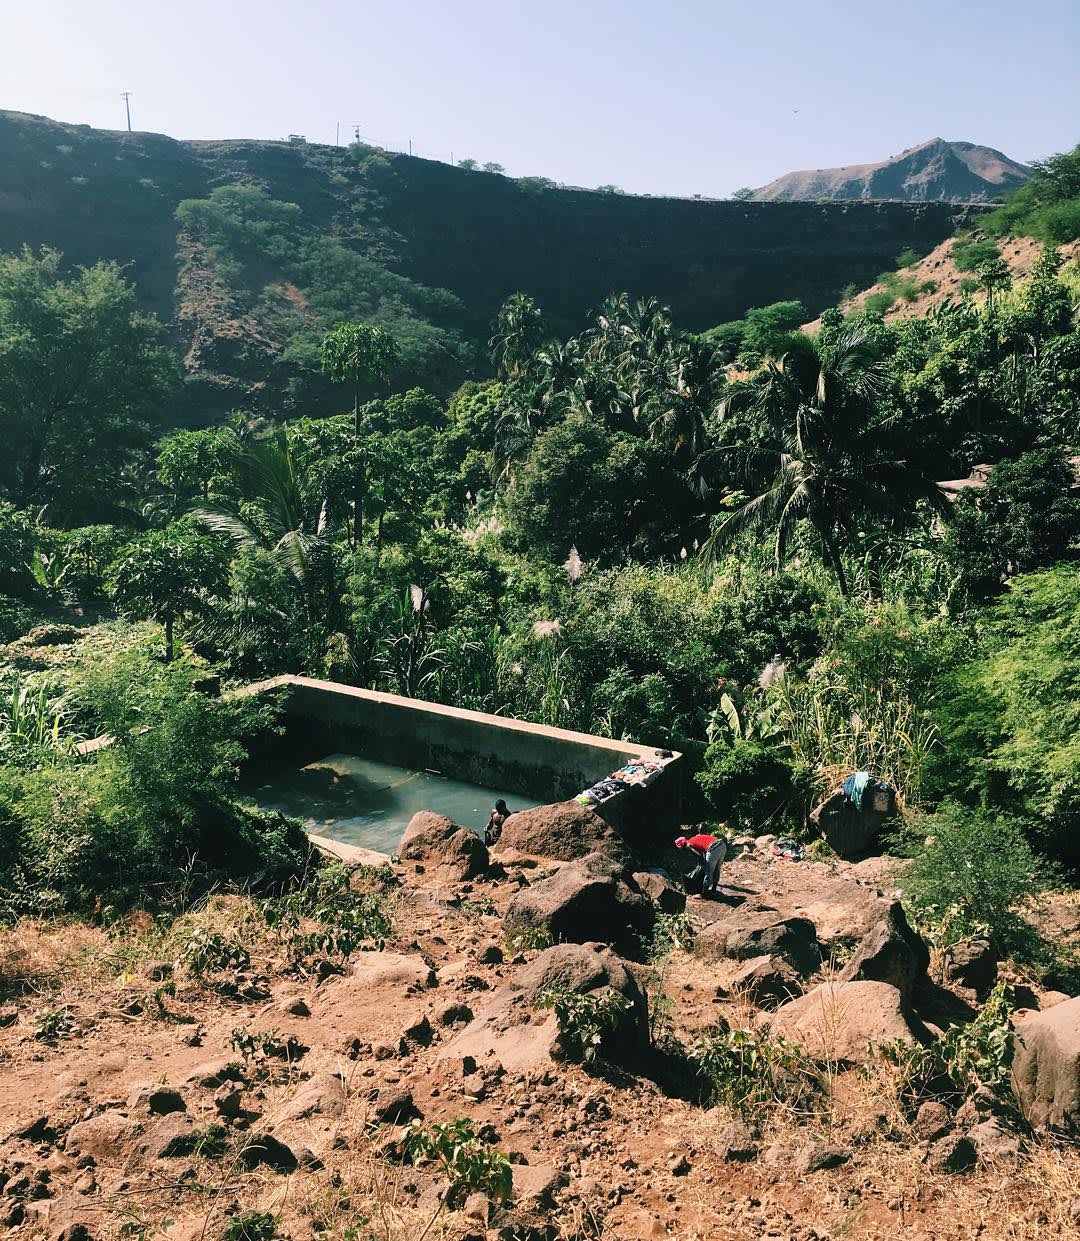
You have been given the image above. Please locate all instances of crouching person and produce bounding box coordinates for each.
[675,830,728,898]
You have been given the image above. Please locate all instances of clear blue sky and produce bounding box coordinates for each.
[6,0,1078,197]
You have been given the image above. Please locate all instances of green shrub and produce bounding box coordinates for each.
[898,804,1049,952]
[535,986,635,1064]
[687,1027,816,1111]
[896,248,921,269]
[262,862,393,970]
[177,928,251,975]
[863,292,895,317]
[877,980,1015,1101]
[953,237,1000,272]
[222,1212,277,1241]
[696,736,809,833]
[404,1118,512,1207]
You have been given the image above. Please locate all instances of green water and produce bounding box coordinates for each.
[245,752,535,855]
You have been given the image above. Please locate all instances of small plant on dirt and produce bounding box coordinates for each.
[687,1027,817,1112]
[222,1211,277,1241]
[460,894,498,921]
[647,911,694,959]
[263,862,392,971]
[191,1123,231,1159]
[177,928,251,976]
[33,1009,74,1041]
[504,924,554,954]
[404,1118,512,1237]
[876,979,1015,1101]
[229,1025,297,1062]
[117,1206,175,1241]
[535,986,634,1064]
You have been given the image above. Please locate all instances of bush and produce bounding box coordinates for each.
[898,804,1050,952]
[696,736,809,834]
[535,986,635,1064]
[687,1027,816,1112]
[953,237,1000,273]
[877,980,1015,1101]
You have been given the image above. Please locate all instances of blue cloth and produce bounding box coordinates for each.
[844,771,872,811]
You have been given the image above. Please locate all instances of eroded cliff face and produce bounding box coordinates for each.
[0,110,977,420]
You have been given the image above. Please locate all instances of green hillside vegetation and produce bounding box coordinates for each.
[0,141,1079,996]
[984,143,1080,243]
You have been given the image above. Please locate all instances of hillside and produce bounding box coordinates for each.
[0,110,973,422]
[753,138,1030,204]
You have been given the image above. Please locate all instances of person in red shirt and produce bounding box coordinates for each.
[675,831,728,898]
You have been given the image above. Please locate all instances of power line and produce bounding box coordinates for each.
[120,91,132,132]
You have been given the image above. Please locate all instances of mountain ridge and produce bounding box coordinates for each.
[753,138,1031,204]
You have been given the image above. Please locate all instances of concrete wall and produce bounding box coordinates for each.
[241,676,684,832]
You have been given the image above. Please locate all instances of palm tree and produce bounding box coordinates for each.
[193,431,345,669]
[702,326,947,595]
[489,293,550,380]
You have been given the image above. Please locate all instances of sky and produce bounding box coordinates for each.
[5,0,1079,198]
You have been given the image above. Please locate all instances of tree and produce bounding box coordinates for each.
[482,162,506,175]
[704,327,946,594]
[489,294,549,381]
[319,323,400,545]
[109,520,228,661]
[0,248,174,523]
[457,158,478,171]
[730,187,755,201]
[944,448,1080,599]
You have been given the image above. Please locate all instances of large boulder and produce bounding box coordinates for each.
[694,908,820,976]
[771,980,930,1064]
[493,800,630,864]
[838,900,929,1000]
[1012,997,1080,1130]
[943,938,998,998]
[398,811,488,880]
[632,870,687,916]
[809,787,891,859]
[439,942,649,1072]
[504,852,652,949]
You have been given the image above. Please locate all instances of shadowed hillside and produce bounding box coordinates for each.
[0,110,976,420]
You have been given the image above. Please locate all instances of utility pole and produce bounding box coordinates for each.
[408,138,412,156]
[353,124,361,143]
[335,121,340,146]
[121,91,132,132]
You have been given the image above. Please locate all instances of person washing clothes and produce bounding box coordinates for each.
[675,830,728,898]
[484,799,511,846]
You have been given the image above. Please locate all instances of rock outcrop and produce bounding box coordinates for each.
[494,801,630,864]
[399,811,488,880]
[771,980,930,1063]
[1012,997,1080,1130]
[503,852,652,949]
[439,942,649,1072]
[838,900,929,1000]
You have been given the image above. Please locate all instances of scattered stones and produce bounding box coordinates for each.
[348,951,437,991]
[475,944,503,965]
[913,1100,952,1142]
[237,1132,297,1172]
[968,1117,1022,1163]
[126,1086,187,1116]
[795,1142,851,1174]
[370,1086,417,1124]
[140,961,172,983]
[723,954,802,1007]
[632,870,687,916]
[511,1163,567,1207]
[926,1134,977,1174]
[503,853,652,949]
[837,900,929,999]
[1011,997,1080,1129]
[437,1002,474,1027]
[66,1112,141,1161]
[710,1119,760,1162]
[695,909,820,975]
[214,1086,245,1120]
[494,801,630,864]
[274,1072,346,1126]
[185,1060,245,1089]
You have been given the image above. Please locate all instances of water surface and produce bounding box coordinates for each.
[245,752,535,855]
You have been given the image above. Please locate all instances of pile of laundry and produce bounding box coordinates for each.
[574,757,665,807]
[841,770,895,814]
[770,836,806,862]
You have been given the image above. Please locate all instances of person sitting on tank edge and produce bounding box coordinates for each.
[484,799,511,847]
[675,830,728,898]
